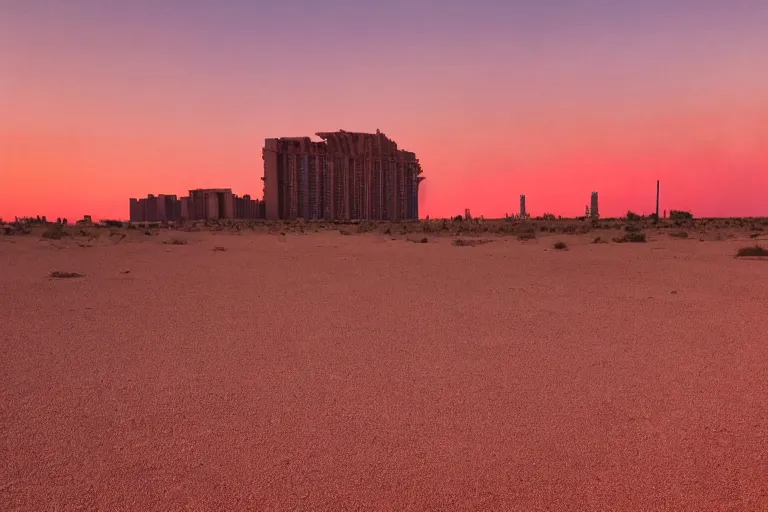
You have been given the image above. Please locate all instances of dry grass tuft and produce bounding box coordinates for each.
[592,236,607,244]
[339,229,352,236]
[735,245,768,258]
[407,237,428,244]
[517,233,536,241]
[452,238,493,247]
[50,271,84,279]
[669,231,689,238]
[213,246,227,252]
[163,238,188,245]
[553,241,568,250]
[42,224,67,240]
[613,233,647,243]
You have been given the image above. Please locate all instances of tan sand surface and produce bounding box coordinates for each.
[1,228,767,510]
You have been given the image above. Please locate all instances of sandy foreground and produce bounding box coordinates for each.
[1,224,767,511]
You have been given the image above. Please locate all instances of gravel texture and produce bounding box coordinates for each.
[1,231,767,510]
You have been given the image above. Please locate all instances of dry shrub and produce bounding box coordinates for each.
[339,229,352,236]
[50,271,84,278]
[42,224,66,240]
[357,221,375,233]
[613,232,647,243]
[213,246,227,252]
[452,238,492,247]
[163,238,188,245]
[553,241,568,250]
[592,236,607,244]
[517,233,536,241]
[407,237,428,244]
[669,231,689,238]
[735,246,768,258]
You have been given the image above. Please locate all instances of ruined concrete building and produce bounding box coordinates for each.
[590,191,599,219]
[262,129,424,221]
[129,189,264,222]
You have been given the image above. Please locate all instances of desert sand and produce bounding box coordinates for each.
[1,221,767,511]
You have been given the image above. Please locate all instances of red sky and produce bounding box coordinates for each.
[2,1,767,220]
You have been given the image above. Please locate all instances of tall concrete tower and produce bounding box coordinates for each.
[519,194,526,218]
[590,192,599,219]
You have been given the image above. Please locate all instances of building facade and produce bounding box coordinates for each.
[129,189,264,222]
[262,129,424,221]
[590,192,599,219]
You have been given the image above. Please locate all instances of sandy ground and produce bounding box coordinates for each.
[1,227,767,511]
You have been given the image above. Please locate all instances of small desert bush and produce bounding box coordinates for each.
[613,232,647,243]
[42,224,66,240]
[339,229,352,236]
[553,241,568,250]
[452,238,492,247]
[669,231,689,238]
[517,233,536,241]
[735,245,768,258]
[408,237,428,244]
[213,246,227,252]
[670,210,693,221]
[356,222,375,233]
[592,236,607,244]
[50,271,84,278]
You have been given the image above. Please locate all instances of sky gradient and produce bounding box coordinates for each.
[2,0,767,220]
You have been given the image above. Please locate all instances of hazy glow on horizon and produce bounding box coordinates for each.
[2,0,767,220]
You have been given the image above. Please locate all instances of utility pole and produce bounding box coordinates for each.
[655,180,660,222]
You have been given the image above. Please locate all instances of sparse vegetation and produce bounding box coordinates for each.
[339,229,352,236]
[613,232,647,243]
[553,241,568,250]
[626,210,642,221]
[42,224,67,240]
[164,238,188,245]
[670,210,693,221]
[517,233,536,241]
[49,271,84,279]
[592,236,607,244]
[669,231,689,238]
[735,245,768,258]
[213,246,227,252]
[452,238,493,247]
[408,237,428,244]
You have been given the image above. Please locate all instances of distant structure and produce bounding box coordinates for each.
[262,129,424,221]
[519,195,526,218]
[129,189,264,222]
[655,180,660,221]
[129,194,181,223]
[590,191,599,219]
[464,208,472,220]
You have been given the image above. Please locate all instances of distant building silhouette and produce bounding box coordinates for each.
[129,189,264,222]
[262,129,424,221]
[519,194,526,218]
[590,191,599,219]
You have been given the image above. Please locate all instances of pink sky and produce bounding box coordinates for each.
[2,1,767,220]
